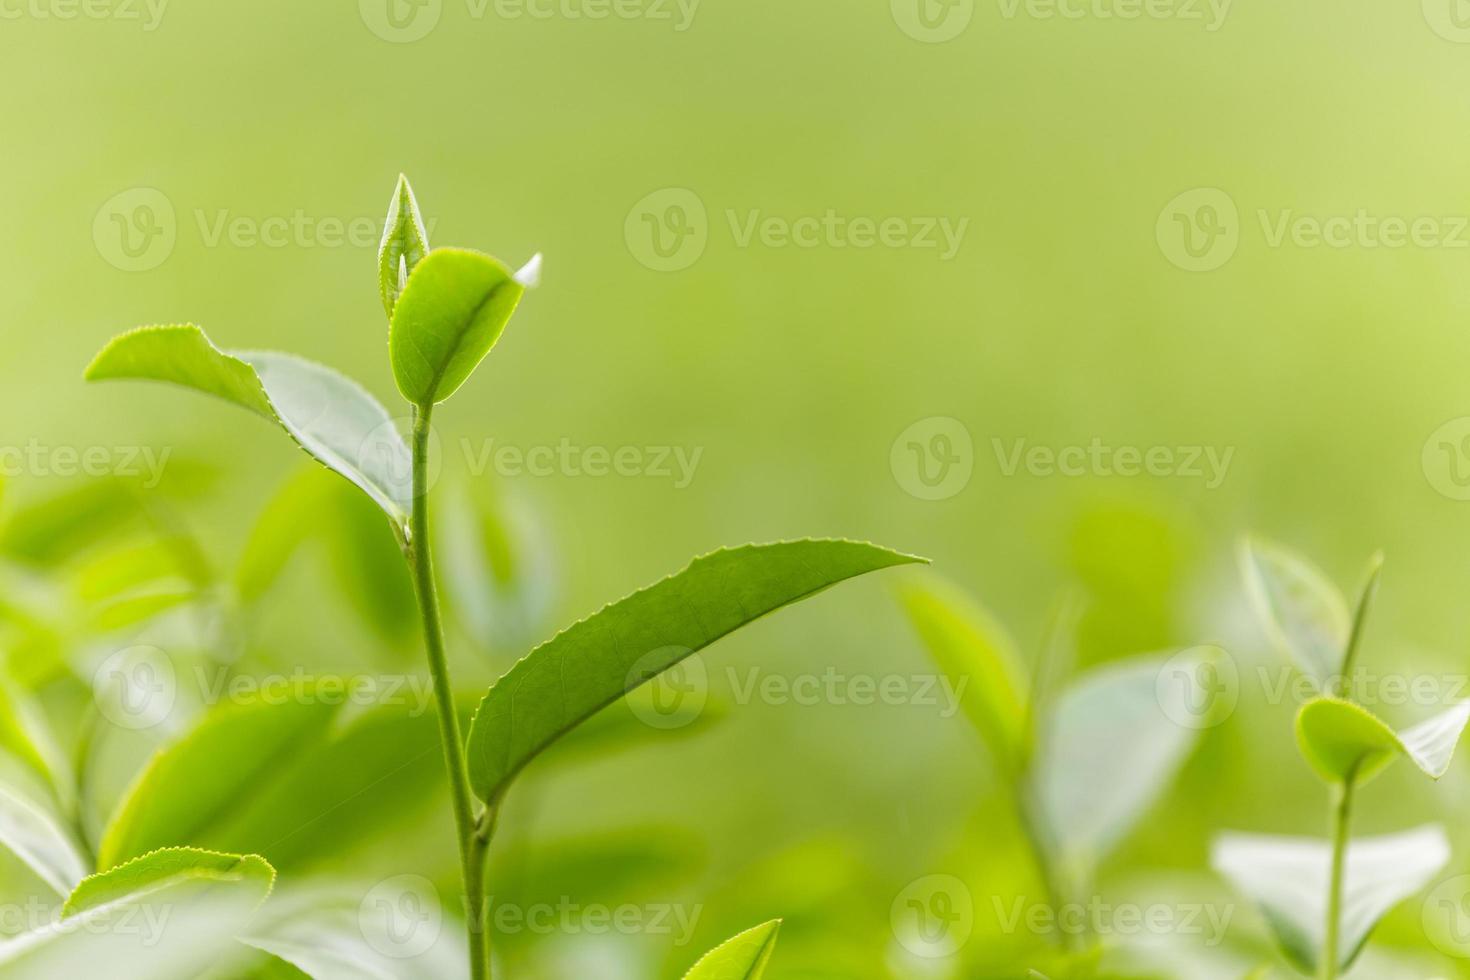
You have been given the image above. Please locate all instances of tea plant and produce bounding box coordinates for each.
[1214,538,1470,979]
[72,175,922,978]
[897,575,1215,970]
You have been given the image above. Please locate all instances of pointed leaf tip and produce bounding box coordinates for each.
[514,252,543,288]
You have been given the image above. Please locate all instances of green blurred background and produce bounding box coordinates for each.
[5,0,1470,976]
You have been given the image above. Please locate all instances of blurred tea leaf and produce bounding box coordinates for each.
[0,847,274,980]
[440,480,555,656]
[86,326,412,524]
[1032,652,1206,876]
[1212,825,1448,973]
[236,467,335,604]
[243,888,467,980]
[378,173,431,319]
[389,248,533,407]
[1239,537,1349,685]
[97,698,339,869]
[895,574,1030,770]
[1294,697,1470,785]
[0,784,87,896]
[0,679,69,804]
[465,540,925,806]
[684,920,780,980]
[0,480,141,568]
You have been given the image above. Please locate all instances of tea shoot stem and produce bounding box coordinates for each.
[408,404,491,980]
[1321,771,1357,980]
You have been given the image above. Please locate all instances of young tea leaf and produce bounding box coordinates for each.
[86,325,413,526]
[1212,826,1449,973]
[1031,651,1208,876]
[684,920,781,980]
[0,847,274,980]
[895,574,1030,770]
[465,539,925,805]
[1294,696,1470,784]
[378,174,431,319]
[1239,536,1350,686]
[0,785,87,896]
[388,247,535,407]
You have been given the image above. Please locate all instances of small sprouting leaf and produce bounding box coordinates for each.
[389,247,534,407]
[1294,696,1470,785]
[684,920,781,980]
[895,575,1030,769]
[97,698,339,869]
[465,539,924,806]
[0,785,87,896]
[85,325,413,525]
[378,174,431,318]
[1032,651,1208,875]
[1212,825,1449,973]
[1239,536,1349,685]
[0,847,275,980]
[64,847,274,918]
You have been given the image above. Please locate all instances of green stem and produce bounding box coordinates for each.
[1321,772,1357,980]
[408,405,491,980]
[1335,553,1382,698]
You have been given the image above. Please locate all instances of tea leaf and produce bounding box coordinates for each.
[389,248,534,407]
[0,784,87,896]
[0,680,69,804]
[684,920,781,980]
[1294,696,1470,785]
[1239,537,1349,685]
[85,325,412,525]
[465,539,925,805]
[0,480,142,568]
[895,574,1030,770]
[0,847,274,979]
[97,698,339,869]
[1032,651,1207,875]
[1212,825,1449,973]
[378,174,430,319]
